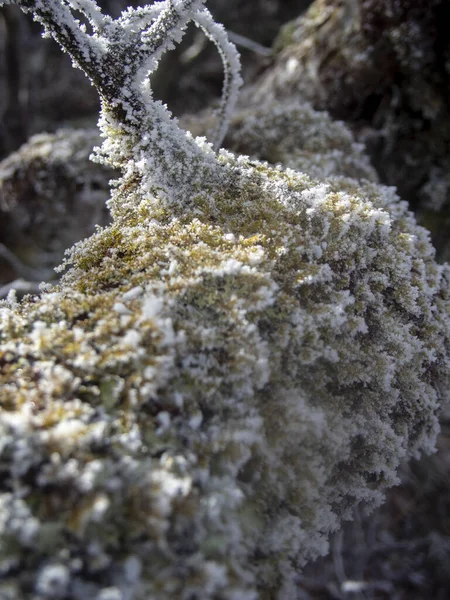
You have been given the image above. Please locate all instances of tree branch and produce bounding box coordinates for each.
[2,0,106,85]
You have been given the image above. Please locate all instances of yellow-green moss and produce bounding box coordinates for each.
[1,152,450,598]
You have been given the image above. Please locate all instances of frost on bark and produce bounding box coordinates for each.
[0,2,450,599]
[249,0,450,257]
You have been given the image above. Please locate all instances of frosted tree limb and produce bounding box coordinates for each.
[0,0,243,200]
[6,0,107,84]
[113,1,242,150]
[138,0,206,73]
[115,2,166,35]
[66,0,112,31]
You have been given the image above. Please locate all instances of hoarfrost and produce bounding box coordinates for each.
[0,1,450,599]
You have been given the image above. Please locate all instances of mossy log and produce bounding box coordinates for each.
[248,0,450,233]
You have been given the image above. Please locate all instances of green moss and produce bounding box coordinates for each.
[1,100,450,600]
[273,19,298,53]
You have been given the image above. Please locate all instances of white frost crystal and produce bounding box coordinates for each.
[0,1,450,599]
[36,564,70,598]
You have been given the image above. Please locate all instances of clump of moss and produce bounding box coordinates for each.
[1,150,450,598]
[0,129,113,283]
[253,0,450,253]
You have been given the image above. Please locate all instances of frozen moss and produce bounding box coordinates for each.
[182,100,377,183]
[250,0,450,239]
[2,155,450,598]
[1,1,450,598]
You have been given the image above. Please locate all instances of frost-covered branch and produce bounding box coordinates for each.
[113,0,243,150]
[1,0,242,201]
[66,0,112,32]
[137,0,206,75]
[3,0,108,85]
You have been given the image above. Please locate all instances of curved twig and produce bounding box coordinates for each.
[0,0,242,200]
[193,9,242,150]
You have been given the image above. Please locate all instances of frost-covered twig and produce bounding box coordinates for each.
[114,0,243,150]
[65,0,112,32]
[2,0,242,202]
[7,0,107,83]
[137,0,206,74]
[228,30,273,57]
[194,9,242,149]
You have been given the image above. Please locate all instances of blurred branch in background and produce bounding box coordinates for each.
[0,3,30,156]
